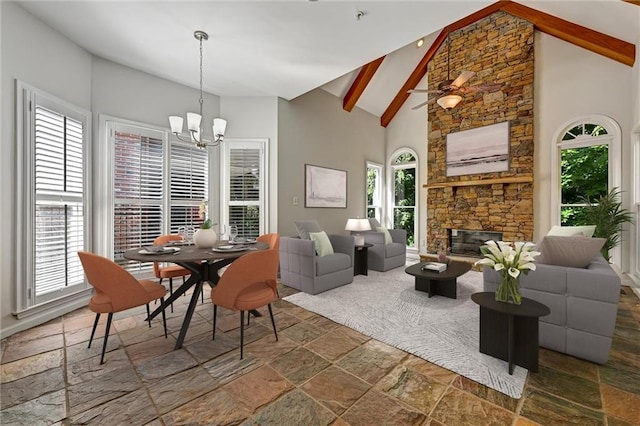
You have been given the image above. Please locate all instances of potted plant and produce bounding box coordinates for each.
[582,188,634,262]
[193,200,217,248]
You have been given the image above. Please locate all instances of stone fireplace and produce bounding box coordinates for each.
[425,12,535,255]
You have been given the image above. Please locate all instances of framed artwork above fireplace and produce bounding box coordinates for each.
[446,121,510,177]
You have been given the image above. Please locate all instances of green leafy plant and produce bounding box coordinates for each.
[582,188,634,261]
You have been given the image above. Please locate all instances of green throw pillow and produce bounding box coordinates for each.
[376,226,393,245]
[309,231,334,257]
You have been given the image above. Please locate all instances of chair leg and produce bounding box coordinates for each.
[100,313,113,365]
[160,297,167,338]
[88,313,100,348]
[212,304,217,340]
[268,304,278,342]
[240,311,245,360]
[247,311,251,326]
[169,278,174,313]
[146,304,151,328]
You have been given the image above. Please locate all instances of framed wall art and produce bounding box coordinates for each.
[305,164,347,208]
[446,121,510,177]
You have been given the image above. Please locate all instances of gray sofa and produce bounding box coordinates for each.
[280,234,354,295]
[357,218,407,272]
[483,255,620,364]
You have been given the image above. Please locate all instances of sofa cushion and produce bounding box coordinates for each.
[295,220,322,240]
[547,225,596,238]
[376,226,393,245]
[316,253,351,276]
[536,235,605,268]
[310,231,334,257]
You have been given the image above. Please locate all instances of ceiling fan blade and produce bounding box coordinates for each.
[408,88,443,94]
[451,70,475,89]
[411,100,430,110]
[459,83,501,94]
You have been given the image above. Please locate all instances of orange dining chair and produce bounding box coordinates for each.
[78,251,168,364]
[211,249,279,359]
[153,234,195,312]
[257,233,280,251]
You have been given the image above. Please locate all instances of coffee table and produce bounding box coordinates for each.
[404,260,472,299]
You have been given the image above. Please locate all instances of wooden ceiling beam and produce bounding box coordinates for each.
[343,56,385,112]
[380,0,636,128]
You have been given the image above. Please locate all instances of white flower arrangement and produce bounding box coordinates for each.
[474,240,540,304]
[198,200,213,229]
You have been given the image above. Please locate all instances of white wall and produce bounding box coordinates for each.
[534,32,634,271]
[1,2,93,335]
[220,96,279,233]
[277,89,385,237]
[385,75,428,254]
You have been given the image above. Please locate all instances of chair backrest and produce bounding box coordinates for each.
[213,249,279,310]
[77,251,150,312]
[152,234,182,276]
[257,233,280,251]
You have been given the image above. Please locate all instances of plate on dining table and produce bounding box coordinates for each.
[211,245,248,253]
[167,240,192,246]
[229,238,257,245]
[138,247,181,255]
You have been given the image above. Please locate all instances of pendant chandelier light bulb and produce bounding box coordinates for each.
[169,30,227,149]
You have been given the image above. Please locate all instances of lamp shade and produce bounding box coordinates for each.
[186,112,202,132]
[169,116,184,134]
[345,218,371,232]
[437,94,462,110]
[213,118,227,137]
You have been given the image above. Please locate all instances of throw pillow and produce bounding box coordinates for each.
[294,220,322,240]
[309,231,334,257]
[536,235,605,268]
[376,226,393,245]
[547,225,597,238]
[368,218,382,230]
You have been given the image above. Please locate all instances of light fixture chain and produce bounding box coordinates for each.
[199,35,204,118]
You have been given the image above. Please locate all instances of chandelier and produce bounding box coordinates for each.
[169,30,227,149]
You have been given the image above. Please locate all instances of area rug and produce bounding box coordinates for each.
[283,267,527,398]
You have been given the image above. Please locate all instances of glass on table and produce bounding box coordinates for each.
[177,226,187,243]
[229,225,238,243]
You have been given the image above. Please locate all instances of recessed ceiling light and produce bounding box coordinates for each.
[416,38,424,48]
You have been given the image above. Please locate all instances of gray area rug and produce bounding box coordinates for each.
[283,267,527,398]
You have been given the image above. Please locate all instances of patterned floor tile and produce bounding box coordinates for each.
[301,366,371,415]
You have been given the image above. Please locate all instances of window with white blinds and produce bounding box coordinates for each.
[222,140,267,239]
[113,129,164,272]
[17,82,91,312]
[110,123,209,272]
[169,142,208,232]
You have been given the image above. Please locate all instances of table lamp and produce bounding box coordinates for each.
[345,218,371,246]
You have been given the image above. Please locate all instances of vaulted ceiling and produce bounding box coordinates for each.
[16,1,639,126]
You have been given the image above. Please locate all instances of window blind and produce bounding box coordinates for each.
[34,106,85,297]
[113,131,163,272]
[169,142,208,231]
[227,147,261,239]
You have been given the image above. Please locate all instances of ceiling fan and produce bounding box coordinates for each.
[409,33,501,110]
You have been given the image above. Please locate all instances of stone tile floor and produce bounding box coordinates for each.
[1,281,639,425]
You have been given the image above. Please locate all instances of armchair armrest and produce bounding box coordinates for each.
[328,234,355,262]
[389,229,406,244]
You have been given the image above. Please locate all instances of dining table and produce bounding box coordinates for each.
[124,240,269,349]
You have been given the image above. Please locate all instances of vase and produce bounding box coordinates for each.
[193,228,217,249]
[495,273,522,305]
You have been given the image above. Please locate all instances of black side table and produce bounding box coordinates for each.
[471,292,550,375]
[354,243,373,276]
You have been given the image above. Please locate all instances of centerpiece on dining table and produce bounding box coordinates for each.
[475,240,540,305]
[193,200,218,249]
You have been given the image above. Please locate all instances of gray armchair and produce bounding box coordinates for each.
[280,234,354,295]
[357,218,406,272]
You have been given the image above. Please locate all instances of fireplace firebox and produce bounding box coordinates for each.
[449,229,503,256]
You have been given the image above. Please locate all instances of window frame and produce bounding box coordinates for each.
[15,81,92,318]
[388,148,418,249]
[366,161,383,221]
[550,115,622,262]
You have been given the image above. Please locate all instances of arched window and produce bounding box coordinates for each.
[551,116,621,227]
[390,149,417,248]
